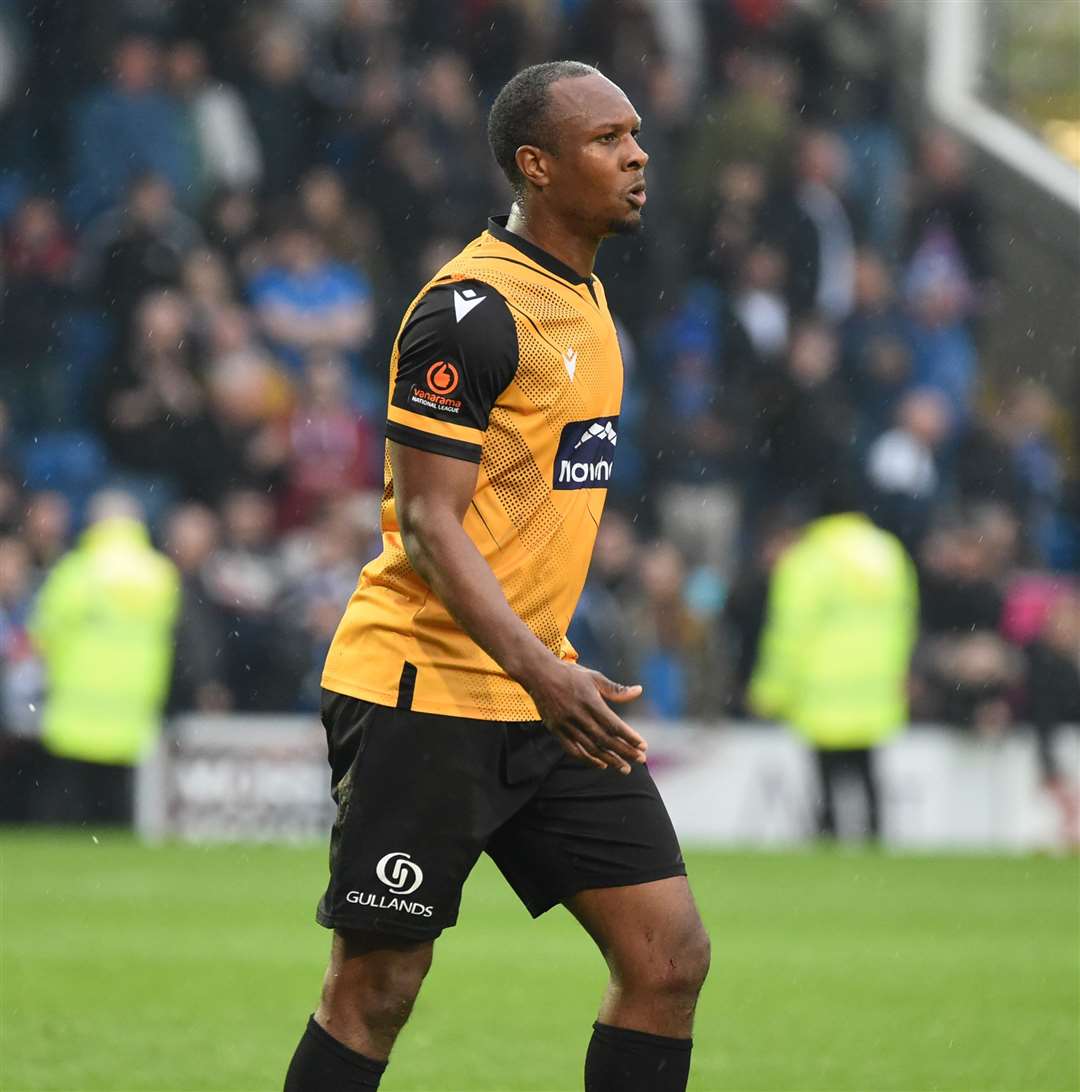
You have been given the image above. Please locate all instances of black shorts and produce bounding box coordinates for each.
[315,690,686,941]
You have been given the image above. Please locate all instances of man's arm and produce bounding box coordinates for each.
[390,440,646,774]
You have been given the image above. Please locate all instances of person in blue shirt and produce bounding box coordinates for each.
[68,36,195,222]
[248,220,375,379]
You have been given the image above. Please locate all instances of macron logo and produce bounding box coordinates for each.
[453,288,486,323]
[563,346,577,381]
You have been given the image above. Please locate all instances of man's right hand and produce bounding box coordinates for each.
[524,659,647,774]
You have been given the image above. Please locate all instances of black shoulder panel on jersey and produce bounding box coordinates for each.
[390,280,519,434]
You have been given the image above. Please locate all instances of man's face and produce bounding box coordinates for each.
[279,228,323,273]
[530,74,648,237]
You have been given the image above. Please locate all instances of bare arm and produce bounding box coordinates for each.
[391,440,646,773]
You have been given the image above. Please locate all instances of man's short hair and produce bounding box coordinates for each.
[88,489,143,526]
[488,61,599,197]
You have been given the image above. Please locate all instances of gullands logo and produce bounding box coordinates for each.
[345,890,434,917]
[344,852,433,918]
[376,851,424,895]
[553,416,619,490]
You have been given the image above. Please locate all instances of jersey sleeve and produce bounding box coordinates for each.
[385,279,519,464]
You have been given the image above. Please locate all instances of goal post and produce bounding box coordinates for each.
[925,0,1080,212]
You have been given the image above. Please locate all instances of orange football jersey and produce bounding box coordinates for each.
[322,217,624,720]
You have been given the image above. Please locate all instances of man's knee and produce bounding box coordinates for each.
[319,930,434,1038]
[615,915,711,1003]
[652,918,710,1000]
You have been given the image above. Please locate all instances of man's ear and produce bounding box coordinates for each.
[515,145,550,190]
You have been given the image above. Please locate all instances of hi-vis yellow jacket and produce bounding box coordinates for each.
[749,513,918,748]
[31,517,180,765]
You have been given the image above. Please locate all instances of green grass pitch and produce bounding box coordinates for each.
[1,832,1076,1092]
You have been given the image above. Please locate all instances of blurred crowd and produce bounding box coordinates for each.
[0,0,1077,767]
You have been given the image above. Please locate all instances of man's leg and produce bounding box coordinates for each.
[815,747,839,838]
[293,695,544,1090]
[284,928,433,1090]
[851,747,881,841]
[86,762,135,825]
[29,753,86,824]
[567,876,710,1092]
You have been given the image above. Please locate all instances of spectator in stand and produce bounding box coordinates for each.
[298,167,385,285]
[22,492,71,587]
[953,414,1028,520]
[200,351,292,504]
[625,541,722,719]
[732,243,790,362]
[181,246,238,344]
[903,238,978,428]
[204,303,265,373]
[29,490,179,824]
[865,387,952,549]
[308,0,403,120]
[249,219,375,375]
[917,510,1010,633]
[363,121,447,288]
[242,20,315,197]
[318,57,408,183]
[68,34,195,221]
[203,186,262,274]
[749,480,918,840]
[795,0,906,255]
[0,196,76,426]
[693,161,769,290]
[681,48,796,218]
[1024,589,1080,843]
[297,168,391,339]
[842,250,912,444]
[721,502,805,715]
[754,317,855,506]
[969,503,1023,582]
[307,0,405,178]
[279,500,370,710]
[912,512,1024,732]
[201,488,304,711]
[280,351,381,528]
[905,128,994,308]
[416,53,496,230]
[429,0,528,101]
[567,510,641,685]
[0,1,28,197]
[570,0,662,109]
[0,465,23,538]
[961,382,1066,559]
[163,502,231,714]
[76,172,203,329]
[1000,383,1064,513]
[791,128,858,322]
[649,281,757,488]
[97,289,208,515]
[165,39,263,204]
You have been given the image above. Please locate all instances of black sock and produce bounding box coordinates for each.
[585,1020,692,1092]
[284,1015,387,1091]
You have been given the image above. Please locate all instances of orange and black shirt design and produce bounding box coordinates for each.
[323,216,624,721]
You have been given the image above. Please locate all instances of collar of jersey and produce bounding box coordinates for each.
[487,216,593,287]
